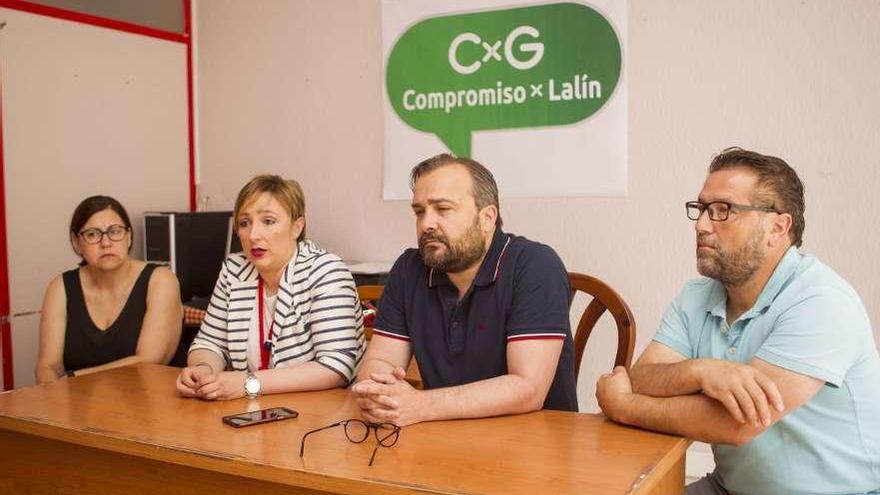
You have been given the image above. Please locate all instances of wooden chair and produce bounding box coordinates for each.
[356,285,423,388]
[356,285,384,340]
[568,272,636,381]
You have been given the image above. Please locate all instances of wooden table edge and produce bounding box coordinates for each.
[0,414,468,495]
[626,435,692,495]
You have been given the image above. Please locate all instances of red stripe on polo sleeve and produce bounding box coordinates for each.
[507,333,567,342]
[371,329,412,342]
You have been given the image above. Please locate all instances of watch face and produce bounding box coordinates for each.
[245,376,260,394]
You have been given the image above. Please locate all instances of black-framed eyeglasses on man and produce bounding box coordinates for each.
[78,224,130,244]
[299,419,401,466]
[685,201,778,222]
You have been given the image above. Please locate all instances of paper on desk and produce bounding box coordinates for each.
[346,261,394,274]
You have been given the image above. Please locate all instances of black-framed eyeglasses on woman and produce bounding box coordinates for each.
[685,201,778,222]
[299,419,401,466]
[78,224,130,244]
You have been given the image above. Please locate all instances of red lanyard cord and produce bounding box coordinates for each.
[257,278,274,370]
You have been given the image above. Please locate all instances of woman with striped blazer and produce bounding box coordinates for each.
[175,175,365,400]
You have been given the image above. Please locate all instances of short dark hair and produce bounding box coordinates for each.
[69,195,133,265]
[410,153,503,227]
[709,147,805,247]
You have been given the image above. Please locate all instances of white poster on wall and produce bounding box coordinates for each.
[382,0,627,199]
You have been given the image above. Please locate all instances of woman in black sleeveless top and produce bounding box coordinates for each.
[35,196,183,383]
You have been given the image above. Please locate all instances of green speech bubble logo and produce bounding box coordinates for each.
[386,2,622,158]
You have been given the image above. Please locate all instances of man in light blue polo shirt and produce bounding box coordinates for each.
[597,147,880,495]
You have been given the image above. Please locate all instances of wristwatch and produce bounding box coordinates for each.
[244,372,261,399]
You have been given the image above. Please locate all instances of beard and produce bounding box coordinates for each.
[696,226,766,287]
[418,217,486,273]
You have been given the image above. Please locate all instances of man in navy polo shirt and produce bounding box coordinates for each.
[352,154,577,426]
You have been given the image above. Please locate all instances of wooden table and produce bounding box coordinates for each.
[0,364,689,494]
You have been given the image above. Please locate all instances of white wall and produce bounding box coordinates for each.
[194,0,880,412]
[0,7,190,387]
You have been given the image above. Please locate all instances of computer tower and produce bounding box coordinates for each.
[225,215,243,256]
[144,211,232,303]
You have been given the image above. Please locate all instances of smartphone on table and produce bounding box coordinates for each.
[222,407,298,428]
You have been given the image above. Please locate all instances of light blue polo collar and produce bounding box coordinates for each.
[706,246,802,320]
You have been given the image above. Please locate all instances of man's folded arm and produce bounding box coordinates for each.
[610,358,823,446]
[418,337,564,421]
[355,331,413,382]
[629,342,703,396]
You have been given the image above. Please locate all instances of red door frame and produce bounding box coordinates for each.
[0,0,196,390]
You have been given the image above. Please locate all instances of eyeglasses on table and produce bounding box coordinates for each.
[299,419,401,466]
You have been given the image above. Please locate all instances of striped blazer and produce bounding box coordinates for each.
[189,240,365,382]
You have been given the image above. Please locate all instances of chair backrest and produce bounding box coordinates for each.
[568,272,636,381]
[356,285,384,340]
[355,284,424,389]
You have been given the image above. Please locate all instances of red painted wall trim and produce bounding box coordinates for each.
[185,0,196,211]
[0,0,187,43]
[0,75,12,390]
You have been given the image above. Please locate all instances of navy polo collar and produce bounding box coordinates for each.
[473,228,512,287]
[427,228,512,288]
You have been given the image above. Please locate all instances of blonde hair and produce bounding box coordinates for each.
[234,174,306,242]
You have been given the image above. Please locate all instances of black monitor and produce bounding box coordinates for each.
[144,211,232,303]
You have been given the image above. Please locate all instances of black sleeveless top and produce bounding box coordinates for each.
[62,264,159,372]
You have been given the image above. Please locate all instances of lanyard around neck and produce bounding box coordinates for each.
[257,278,274,370]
